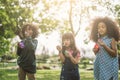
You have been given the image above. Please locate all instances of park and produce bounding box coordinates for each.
[0,0,120,80]
[0,56,120,80]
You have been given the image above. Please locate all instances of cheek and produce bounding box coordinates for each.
[98,29,100,32]
[68,41,71,44]
[67,41,71,46]
[63,41,70,46]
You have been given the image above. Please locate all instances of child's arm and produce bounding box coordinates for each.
[93,43,99,55]
[25,37,38,51]
[93,47,99,55]
[99,38,117,57]
[69,52,80,64]
[16,45,22,56]
[17,41,25,56]
[56,46,65,63]
[59,51,65,63]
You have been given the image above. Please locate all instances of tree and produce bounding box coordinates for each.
[0,0,39,56]
[0,0,120,57]
[113,4,120,25]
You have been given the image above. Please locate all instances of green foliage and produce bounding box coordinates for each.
[117,42,120,55]
[40,18,59,33]
[0,37,10,56]
[80,58,93,69]
[1,53,17,61]
[114,5,120,25]
[0,0,120,57]
[0,0,69,57]
[0,0,39,56]
[105,2,120,26]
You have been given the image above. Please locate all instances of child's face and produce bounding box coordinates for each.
[25,26,33,37]
[97,22,107,37]
[63,39,71,47]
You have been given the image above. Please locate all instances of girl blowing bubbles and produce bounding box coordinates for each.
[56,32,80,80]
[17,23,39,80]
[90,17,119,80]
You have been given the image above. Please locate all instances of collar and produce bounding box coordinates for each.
[100,35,108,40]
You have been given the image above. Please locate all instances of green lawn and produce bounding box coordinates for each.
[0,68,120,80]
[0,68,94,80]
[0,62,120,80]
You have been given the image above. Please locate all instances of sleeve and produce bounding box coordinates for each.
[16,44,22,56]
[25,37,38,51]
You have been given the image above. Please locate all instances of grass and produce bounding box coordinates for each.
[0,62,119,80]
[0,68,94,80]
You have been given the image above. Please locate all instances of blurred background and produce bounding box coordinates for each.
[0,0,120,80]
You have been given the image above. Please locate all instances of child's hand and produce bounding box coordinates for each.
[68,52,73,58]
[93,47,99,53]
[56,45,62,51]
[18,41,25,48]
[65,50,73,58]
[93,43,99,53]
[98,39,105,46]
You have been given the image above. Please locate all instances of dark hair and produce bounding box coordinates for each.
[21,23,39,39]
[90,17,119,42]
[62,32,79,56]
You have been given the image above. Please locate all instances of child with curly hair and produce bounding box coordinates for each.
[17,23,39,80]
[90,17,119,80]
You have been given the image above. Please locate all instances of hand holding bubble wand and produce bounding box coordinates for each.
[93,33,100,53]
[18,41,25,48]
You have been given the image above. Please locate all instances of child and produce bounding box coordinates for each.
[90,17,119,80]
[56,32,80,80]
[17,23,39,80]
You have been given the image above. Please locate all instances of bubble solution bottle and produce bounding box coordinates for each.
[19,41,25,48]
[94,43,99,50]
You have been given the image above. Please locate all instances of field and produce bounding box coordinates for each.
[0,62,119,80]
[0,69,94,80]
